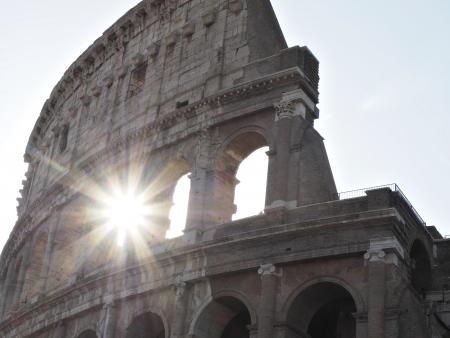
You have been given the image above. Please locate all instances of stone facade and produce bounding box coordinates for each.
[0,0,449,337]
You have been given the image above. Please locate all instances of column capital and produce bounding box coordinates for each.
[364,249,386,263]
[175,282,187,297]
[258,264,281,277]
[274,100,296,121]
[274,89,317,121]
[102,296,117,309]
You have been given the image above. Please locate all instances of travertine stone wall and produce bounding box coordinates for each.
[0,1,444,337]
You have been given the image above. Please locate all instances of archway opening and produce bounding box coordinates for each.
[410,239,432,295]
[142,159,190,240]
[287,282,356,338]
[76,330,98,338]
[126,311,165,338]
[233,147,269,220]
[166,173,191,239]
[193,296,252,338]
[216,131,269,223]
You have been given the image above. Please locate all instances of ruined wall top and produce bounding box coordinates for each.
[25,0,291,159]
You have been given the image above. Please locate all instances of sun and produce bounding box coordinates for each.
[101,188,150,246]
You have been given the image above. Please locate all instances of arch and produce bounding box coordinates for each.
[191,294,255,338]
[166,172,191,238]
[212,289,258,325]
[215,126,273,176]
[282,278,363,338]
[218,125,274,152]
[282,276,365,317]
[75,329,98,338]
[147,157,192,239]
[211,127,271,223]
[126,311,166,338]
[409,239,432,294]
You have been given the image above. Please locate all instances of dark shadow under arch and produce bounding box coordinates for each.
[126,311,165,338]
[193,296,252,338]
[217,131,268,176]
[286,282,357,338]
[76,329,97,338]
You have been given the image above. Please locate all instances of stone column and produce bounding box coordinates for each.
[267,100,294,209]
[364,249,386,338]
[185,129,211,243]
[184,170,206,243]
[102,300,117,338]
[42,219,59,293]
[257,264,280,338]
[171,281,189,338]
[0,258,16,316]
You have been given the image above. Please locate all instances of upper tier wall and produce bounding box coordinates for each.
[19,0,318,215]
[0,0,326,299]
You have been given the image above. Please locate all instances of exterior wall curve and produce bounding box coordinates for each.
[0,1,442,338]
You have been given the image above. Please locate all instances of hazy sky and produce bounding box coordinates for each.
[1,0,449,251]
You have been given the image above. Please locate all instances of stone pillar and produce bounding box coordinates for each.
[184,170,206,243]
[266,89,318,211]
[185,129,213,243]
[0,259,16,316]
[257,264,280,338]
[42,220,58,293]
[171,281,189,338]
[206,170,239,224]
[267,100,294,209]
[364,249,386,338]
[102,300,117,338]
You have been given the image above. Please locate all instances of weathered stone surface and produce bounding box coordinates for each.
[0,1,447,337]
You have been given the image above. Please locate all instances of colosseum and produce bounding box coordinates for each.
[1,0,450,337]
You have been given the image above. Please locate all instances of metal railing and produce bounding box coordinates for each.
[336,183,426,226]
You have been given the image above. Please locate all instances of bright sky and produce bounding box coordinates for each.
[1,0,449,251]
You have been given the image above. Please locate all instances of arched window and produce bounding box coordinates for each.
[59,124,69,153]
[233,147,269,220]
[166,173,191,239]
[127,62,148,98]
[214,131,269,223]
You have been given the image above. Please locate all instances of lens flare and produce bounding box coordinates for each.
[102,189,149,246]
